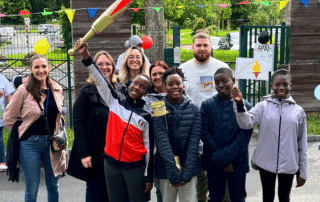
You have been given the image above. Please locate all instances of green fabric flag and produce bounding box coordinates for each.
[262,1,270,6]
[153,7,162,12]
[42,9,53,16]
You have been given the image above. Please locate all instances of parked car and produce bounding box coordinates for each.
[0,27,17,38]
[37,24,56,34]
[53,31,65,48]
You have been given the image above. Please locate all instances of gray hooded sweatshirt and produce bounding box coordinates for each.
[233,94,308,180]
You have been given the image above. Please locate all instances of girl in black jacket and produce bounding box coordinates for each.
[152,67,202,202]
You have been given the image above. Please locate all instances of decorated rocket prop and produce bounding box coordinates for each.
[68,0,132,56]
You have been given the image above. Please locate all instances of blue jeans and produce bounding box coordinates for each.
[19,134,59,202]
[0,127,5,163]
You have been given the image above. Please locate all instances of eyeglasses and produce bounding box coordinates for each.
[97,62,112,67]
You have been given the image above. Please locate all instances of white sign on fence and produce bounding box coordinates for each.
[174,47,180,64]
[254,43,274,71]
[24,18,30,26]
[235,57,269,81]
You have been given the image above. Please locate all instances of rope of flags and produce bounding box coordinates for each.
[0,0,311,23]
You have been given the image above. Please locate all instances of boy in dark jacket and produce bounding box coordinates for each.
[201,68,253,202]
[153,67,202,202]
[77,41,154,202]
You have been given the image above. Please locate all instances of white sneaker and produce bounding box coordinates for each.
[0,163,7,172]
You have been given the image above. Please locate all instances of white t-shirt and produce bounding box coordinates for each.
[180,57,230,107]
[0,74,15,127]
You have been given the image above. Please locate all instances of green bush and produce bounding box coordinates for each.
[181,49,239,63]
[192,18,207,35]
[183,18,192,29]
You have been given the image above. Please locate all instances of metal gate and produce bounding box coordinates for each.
[238,22,291,106]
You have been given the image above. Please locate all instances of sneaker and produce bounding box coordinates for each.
[0,163,7,172]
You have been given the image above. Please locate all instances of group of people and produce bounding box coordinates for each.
[1,32,308,202]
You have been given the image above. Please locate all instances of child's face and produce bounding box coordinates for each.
[214,73,235,100]
[128,75,149,100]
[271,75,291,99]
[164,74,185,104]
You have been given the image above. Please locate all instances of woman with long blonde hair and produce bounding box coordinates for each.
[118,46,149,87]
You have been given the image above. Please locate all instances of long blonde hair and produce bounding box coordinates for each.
[118,46,149,84]
[87,51,116,84]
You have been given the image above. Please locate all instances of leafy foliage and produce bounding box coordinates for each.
[192,18,207,34]
[58,5,72,50]
[2,0,31,25]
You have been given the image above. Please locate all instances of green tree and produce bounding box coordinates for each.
[131,0,145,25]
[2,0,31,25]
[58,5,71,49]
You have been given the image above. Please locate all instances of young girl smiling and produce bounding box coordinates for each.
[231,65,308,202]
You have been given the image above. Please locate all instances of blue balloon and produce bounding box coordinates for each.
[314,85,320,100]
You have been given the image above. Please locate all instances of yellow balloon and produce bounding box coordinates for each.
[34,38,49,55]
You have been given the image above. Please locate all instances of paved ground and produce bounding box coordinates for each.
[1,137,319,201]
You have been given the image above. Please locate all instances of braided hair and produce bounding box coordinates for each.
[271,64,291,84]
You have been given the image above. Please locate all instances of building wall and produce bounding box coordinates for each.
[71,0,131,96]
[285,0,320,111]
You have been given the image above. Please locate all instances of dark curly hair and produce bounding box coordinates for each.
[271,64,291,84]
[162,67,185,84]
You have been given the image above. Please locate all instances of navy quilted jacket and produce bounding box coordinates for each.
[201,94,253,172]
[153,95,202,185]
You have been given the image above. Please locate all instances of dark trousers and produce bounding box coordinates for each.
[104,159,145,202]
[86,170,109,202]
[207,169,247,202]
[259,168,294,202]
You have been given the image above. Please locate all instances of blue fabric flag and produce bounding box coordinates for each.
[300,0,309,7]
[87,8,98,18]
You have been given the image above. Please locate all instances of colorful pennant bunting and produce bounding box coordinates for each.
[177,6,184,8]
[87,8,98,18]
[239,1,250,4]
[219,4,229,8]
[197,5,206,8]
[131,8,140,12]
[42,9,53,16]
[153,7,162,12]
[65,9,76,23]
[279,1,288,10]
[300,0,309,7]
[262,1,270,6]
[19,10,30,15]
[0,14,6,17]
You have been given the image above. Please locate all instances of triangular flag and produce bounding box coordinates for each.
[219,4,229,8]
[177,6,184,8]
[153,7,162,12]
[87,8,98,17]
[65,9,76,23]
[19,10,30,15]
[261,1,269,6]
[131,8,140,12]
[111,0,132,16]
[42,9,53,16]
[0,14,6,17]
[239,1,250,4]
[299,0,309,7]
[279,1,288,10]
[197,5,206,8]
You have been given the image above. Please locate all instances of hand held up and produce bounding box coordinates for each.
[231,86,243,104]
[74,38,90,60]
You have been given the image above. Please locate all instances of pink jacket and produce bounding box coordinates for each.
[4,82,66,176]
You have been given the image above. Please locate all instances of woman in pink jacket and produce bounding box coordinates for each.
[4,54,66,202]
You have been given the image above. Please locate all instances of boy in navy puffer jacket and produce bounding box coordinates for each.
[201,68,253,202]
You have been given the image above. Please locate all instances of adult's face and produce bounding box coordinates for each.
[150,66,166,91]
[192,38,212,63]
[96,54,113,80]
[127,49,143,72]
[29,58,50,83]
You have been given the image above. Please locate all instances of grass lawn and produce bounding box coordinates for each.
[6,49,73,67]
[18,30,37,33]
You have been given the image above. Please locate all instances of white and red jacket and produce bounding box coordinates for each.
[83,57,154,182]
